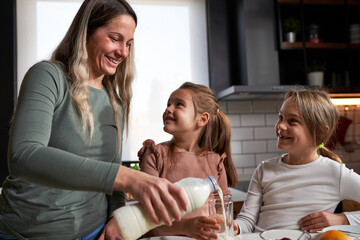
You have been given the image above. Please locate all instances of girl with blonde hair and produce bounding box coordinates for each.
[234,89,360,235]
[0,0,187,239]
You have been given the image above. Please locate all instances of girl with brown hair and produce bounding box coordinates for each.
[139,82,238,239]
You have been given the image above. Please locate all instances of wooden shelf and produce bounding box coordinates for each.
[303,0,344,4]
[281,42,349,49]
[351,43,360,48]
[280,0,360,4]
[277,0,300,3]
[326,87,360,94]
[281,42,303,49]
[348,0,360,5]
[342,199,360,212]
[305,42,348,49]
[276,0,360,88]
[329,93,360,98]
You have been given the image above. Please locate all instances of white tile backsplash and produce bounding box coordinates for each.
[232,154,256,168]
[265,113,278,126]
[227,114,241,127]
[253,100,278,113]
[241,114,265,126]
[231,127,254,141]
[228,101,252,113]
[243,167,256,174]
[242,140,267,153]
[231,141,242,154]
[223,99,360,182]
[254,127,276,139]
[267,140,280,153]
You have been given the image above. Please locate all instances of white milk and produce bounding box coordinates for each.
[113,176,218,240]
[218,232,235,240]
[214,186,234,240]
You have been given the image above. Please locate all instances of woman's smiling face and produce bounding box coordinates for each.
[87,14,136,80]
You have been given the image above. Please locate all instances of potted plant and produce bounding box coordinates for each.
[307,59,326,87]
[283,17,301,43]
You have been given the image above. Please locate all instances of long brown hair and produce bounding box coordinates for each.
[174,82,238,187]
[51,0,137,150]
[284,89,342,163]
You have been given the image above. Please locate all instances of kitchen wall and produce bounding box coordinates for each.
[220,98,360,191]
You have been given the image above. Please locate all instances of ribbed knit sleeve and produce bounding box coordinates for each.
[8,61,119,194]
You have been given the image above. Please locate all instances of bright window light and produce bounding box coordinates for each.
[17,0,209,161]
[37,1,81,60]
[124,0,208,160]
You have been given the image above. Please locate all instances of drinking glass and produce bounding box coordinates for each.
[208,193,234,240]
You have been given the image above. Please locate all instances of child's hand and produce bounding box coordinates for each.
[299,211,349,233]
[234,221,241,235]
[183,216,221,240]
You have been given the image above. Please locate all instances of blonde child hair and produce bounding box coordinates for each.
[284,89,342,163]
[171,82,238,187]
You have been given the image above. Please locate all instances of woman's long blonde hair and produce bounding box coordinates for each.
[284,89,342,163]
[172,82,238,187]
[51,0,137,150]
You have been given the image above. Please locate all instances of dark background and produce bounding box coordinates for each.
[0,0,17,183]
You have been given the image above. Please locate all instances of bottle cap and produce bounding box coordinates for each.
[207,176,217,192]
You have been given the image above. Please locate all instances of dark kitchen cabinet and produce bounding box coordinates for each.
[0,0,17,183]
[207,0,281,97]
[274,0,360,92]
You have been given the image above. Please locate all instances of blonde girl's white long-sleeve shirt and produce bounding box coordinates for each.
[235,155,360,233]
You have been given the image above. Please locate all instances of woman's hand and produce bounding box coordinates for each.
[113,167,188,226]
[182,216,220,240]
[299,211,349,233]
[97,217,122,240]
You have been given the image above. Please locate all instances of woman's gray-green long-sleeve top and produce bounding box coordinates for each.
[0,61,125,240]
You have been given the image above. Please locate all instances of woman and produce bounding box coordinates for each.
[0,0,187,239]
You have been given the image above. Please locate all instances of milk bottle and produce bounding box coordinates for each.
[113,176,218,240]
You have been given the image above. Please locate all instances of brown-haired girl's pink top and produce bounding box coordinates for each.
[138,139,230,196]
[138,139,231,237]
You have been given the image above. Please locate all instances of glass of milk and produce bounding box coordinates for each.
[208,193,234,240]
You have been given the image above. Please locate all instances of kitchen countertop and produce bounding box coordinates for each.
[140,232,320,240]
[229,187,247,202]
[140,235,242,240]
